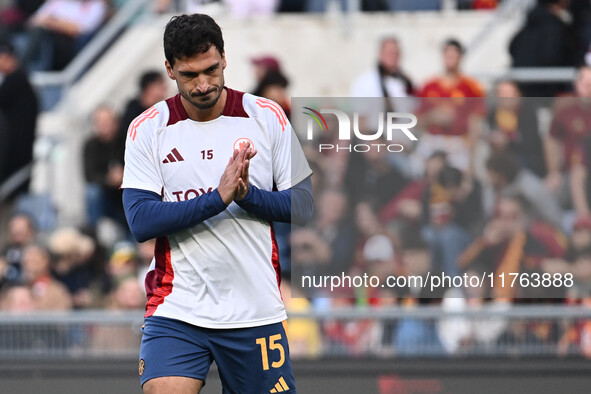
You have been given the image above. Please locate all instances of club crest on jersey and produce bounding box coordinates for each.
[234,138,254,152]
[138,359,145,376]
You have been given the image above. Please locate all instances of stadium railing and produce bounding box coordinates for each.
[1,305,590,359]
[30,0,152,110]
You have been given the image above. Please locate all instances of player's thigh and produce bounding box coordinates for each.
[211,321,296,394]
[139,316,213,389]
[143,376,204,394]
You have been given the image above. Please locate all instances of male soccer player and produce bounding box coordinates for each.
[121,14,313,394]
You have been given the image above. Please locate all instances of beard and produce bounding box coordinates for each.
[181,78,225,110]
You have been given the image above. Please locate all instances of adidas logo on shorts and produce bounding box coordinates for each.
[270,376,290,393]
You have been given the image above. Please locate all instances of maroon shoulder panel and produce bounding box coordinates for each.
[166,94,189,126]
[222,87,249,118]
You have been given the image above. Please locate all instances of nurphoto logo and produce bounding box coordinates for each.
[302,107,418,153]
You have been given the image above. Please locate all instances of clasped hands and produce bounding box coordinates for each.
[218,142,258,205]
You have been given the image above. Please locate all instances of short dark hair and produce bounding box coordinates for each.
[139,70,163,92]
[486,152,520,183]
[443,38,464,54]
[0,39,15,55]
[498,191,530,217]
[438,166,463,189]
[163,14,224,67]
[380,36,399,48]
[252,70,289,97]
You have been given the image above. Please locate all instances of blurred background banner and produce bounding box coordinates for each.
[3,0,591,392]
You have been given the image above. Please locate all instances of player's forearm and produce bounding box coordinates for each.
[545,137,563,174]
[570,165,590,217]
[236,177,314,225]
[122,187,227,242]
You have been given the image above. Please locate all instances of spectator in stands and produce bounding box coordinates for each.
[564,218,591,296]
[0,282,70,353]
[484,152,562,228]
[546,66,591,220]
[104,241,139,297]
[571,0,591,65]
[459,194,566,299]
[107,275,144,310]
[350,36,414,99]
[350,206,397,294]
[421,165,483,276]
[0,213,36,287]
[509,0,575,97]
[0,39,38,197]
[305,0,349,12]
[23,0,108,71]
[0,284,36,312]
[83,105,125,230]
[0,0,44,37]
[543,216,591,293]
[488,80,547,178]
[290,225,332,278]
[90,276,143,352]
[380,150,447,233]
[571,217,591,258]
[277,0,305,12]
[291,189,355,278]
[416,38,485,173]
[119,70,168,143]
[344,136,407,210]
[0,285,49,352]
[462,0,498,9]
[350,37,415,152]
[356,233,397,290]
[48,227,95,308]
[251,55,281,87]
[21,244,72,310]
[252,69,291,116]
[420,38,484,98]
[398,232,432,297]
[361,0,389,11]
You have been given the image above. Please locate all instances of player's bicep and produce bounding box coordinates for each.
[272,121,312,192]
[121,123,163,195]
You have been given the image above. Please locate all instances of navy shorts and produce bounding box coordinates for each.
[139,316,296,393]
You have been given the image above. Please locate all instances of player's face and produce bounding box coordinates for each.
[166,46,226,111]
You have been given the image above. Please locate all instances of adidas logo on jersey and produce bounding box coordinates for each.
[269,376,290,393]
[162,148,184,164]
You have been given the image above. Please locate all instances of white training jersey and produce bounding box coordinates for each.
[121,88,312,329]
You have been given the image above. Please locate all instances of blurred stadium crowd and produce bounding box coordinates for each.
[2,0,591,358]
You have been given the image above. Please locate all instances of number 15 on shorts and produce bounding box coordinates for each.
[256,334,285,370]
